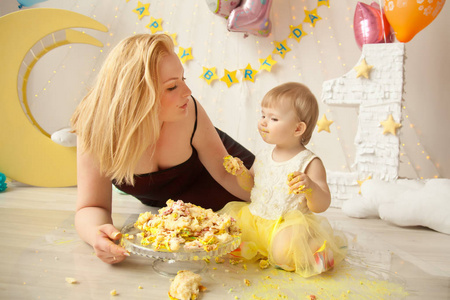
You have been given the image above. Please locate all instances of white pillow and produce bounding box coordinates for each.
[342,178,450,235]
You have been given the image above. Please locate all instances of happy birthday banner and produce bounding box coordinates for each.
[132,0,330,88]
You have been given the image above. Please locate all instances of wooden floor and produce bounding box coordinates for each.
[0,183,449,299]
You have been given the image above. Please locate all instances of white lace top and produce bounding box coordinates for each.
[248,147,317,220]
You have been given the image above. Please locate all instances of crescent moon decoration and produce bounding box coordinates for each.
[20,29,105,138]
[0,8,108,187]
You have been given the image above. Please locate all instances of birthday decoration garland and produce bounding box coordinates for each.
[132,0,330,88]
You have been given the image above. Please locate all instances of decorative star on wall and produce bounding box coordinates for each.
[177,47,193,64]
[272,40,291,59]
[220,69,239,88]
[289,24,307,43]
[241,64,258,83]
[354,58,373,79]
[357,175,372,194]
[165,32,178,46]
[200,67,218,85]
[380,114,402,135]
[317,114,333,133]
[303,8,322,27]
[259,55,277,72]
[146,17,163,34]
[133,1,150,20]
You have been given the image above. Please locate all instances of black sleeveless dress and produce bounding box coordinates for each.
[113,97,254,211]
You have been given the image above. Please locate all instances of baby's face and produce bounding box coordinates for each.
[258,102,302,146]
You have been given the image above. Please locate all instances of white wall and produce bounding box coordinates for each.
[1,0,448,179]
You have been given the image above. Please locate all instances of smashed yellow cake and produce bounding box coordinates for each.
[168,270,206,300]
[133,200,240,252]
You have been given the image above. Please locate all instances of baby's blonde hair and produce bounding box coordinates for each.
[71,33,174,185]
[261,82,318,145]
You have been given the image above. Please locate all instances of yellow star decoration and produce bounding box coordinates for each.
[380,114,402,135]
[304,8,322,27]
[177,47,194,64]
[133,1,150,20]
[289,24,307,43]
[220,69,239,88]
[357,175,372,194]
[354,58,374,79]
[165,32,178,46]
[200,67,218,85]
[317,114,333,133]
[146,17,163,34]
[241,64,258,83]
[259,55,277,72]
[272,40,291,59]
[317,0,330,7]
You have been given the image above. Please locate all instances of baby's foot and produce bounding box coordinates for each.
[313,240,334,273]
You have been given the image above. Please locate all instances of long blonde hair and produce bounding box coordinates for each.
[261,82,318,145]
[71,33,174,185]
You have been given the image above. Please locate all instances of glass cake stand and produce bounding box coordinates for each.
[120,223,241,277]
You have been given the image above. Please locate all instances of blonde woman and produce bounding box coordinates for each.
[71,34,254,264]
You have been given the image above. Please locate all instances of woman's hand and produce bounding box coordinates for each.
[93,224,130,264]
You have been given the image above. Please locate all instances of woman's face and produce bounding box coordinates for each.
[158,52,192,123]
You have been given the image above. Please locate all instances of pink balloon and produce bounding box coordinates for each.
[205,0,241,19]
[353,2,393,50]
[227,0,273,37]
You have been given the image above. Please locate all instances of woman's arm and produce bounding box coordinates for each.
[192,101,252,201]
[75,145,129,264]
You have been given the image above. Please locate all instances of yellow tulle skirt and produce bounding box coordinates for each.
[219,202,347,278]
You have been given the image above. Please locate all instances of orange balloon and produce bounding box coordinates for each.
[383,0,446,42]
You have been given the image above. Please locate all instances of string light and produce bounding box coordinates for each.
[26,0,441,181]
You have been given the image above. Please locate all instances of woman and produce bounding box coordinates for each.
[71,33,254,264]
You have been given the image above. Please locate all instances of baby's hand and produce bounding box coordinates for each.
[223,155,244,176]
[287,172,312,195]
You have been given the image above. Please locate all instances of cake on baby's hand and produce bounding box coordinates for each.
[223,155,244,175]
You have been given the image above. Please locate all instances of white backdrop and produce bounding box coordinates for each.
[1,0,448,182]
